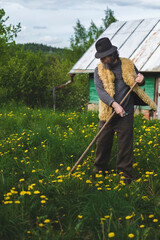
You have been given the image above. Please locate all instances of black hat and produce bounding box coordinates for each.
[95,37,117,59]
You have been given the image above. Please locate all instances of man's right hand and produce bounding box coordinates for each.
[111,101,125,118]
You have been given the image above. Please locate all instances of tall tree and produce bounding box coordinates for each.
[70,7,117,59]
[70,19,88,58]
[0,8,21,61]
[87,20,103,48]
[102,7,117,29]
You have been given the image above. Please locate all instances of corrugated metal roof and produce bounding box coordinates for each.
[69,18,160,74]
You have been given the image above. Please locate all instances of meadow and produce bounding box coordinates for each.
[0,105,159,240]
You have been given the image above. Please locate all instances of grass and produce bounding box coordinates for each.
[0,105,160,240]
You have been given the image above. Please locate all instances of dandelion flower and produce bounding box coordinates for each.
[44,219,50,223]
[86,180,92,184]
[108,232,115,238]
[19,178,25,182]
[148,214,154,218]
[34,190,40,194]
[140,225,145,228]
[78,215,83,219]
[128,233,134,238]
[125,215,132,220]
[20,191,26,195]
[153,219,158,222]
[39,223,44,227]
[40,195,46,199]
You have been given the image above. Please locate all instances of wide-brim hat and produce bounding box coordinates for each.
[95,37,117,59]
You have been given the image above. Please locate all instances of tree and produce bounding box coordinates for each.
[70,7,117,59]
[0,9,21,42]
[87,20,103,48]
[0,8,21,62]
[102,7,117,29]
[70,19,88,59]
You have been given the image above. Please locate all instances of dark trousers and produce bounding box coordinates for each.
[94,114,134,180]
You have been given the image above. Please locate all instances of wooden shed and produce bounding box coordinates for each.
[69,18,160,119]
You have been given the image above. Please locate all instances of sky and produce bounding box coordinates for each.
[0,0,160,48]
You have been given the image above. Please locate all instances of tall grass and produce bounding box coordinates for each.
[0,105,159,240]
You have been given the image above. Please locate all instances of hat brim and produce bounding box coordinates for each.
[95,46,117,59]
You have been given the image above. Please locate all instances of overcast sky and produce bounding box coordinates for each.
[0,0,160,48]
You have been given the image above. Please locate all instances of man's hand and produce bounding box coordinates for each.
[135,73,144,84]
[112,101,125,117]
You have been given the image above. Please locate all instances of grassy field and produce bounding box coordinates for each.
[0,105,159,240]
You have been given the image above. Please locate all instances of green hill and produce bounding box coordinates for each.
[17,43,71,56]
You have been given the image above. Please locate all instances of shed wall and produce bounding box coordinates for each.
[89,75,156,108]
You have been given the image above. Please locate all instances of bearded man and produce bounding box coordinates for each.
[93,37,157,183]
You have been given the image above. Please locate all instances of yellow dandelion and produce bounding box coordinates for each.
[19,178,25,182]
[78,215,83,219]
[125,215,132,220]
[86,180,92,184]
[128,233,135,238]
[153,219,158,222]
[39,223,44,227]
[14,200,20,204]
[20,191,26,196]
[40,195,46,199]
[108,232,115,238]
[44,219,50,223]
[34,190,40,194]
[140,225,145,228]
[26,191,31,195]
[148,214,154,218]
[5,197,10,200]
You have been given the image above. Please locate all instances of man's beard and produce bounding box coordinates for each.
[103,61,117,69]
[103,63,109,69]
[103,57,119,69]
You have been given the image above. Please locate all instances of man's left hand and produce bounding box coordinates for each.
[135,73,144,84]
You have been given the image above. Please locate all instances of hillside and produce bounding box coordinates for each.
[17,43,72,56]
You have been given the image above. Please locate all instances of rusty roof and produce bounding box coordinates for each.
[69,18,160,74]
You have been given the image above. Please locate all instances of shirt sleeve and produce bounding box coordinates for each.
[134,65,145,86]
[94,67,114,106]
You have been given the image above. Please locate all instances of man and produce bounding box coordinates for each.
[93,37,157,183]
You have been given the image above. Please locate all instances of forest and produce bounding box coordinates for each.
[0,8,116,110]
